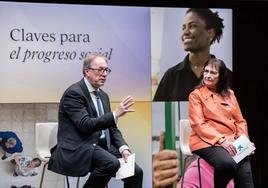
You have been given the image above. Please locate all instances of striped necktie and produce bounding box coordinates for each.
[93,90,110,149]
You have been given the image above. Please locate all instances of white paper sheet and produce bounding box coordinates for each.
[115,153,135,179]
[232,134,255,163]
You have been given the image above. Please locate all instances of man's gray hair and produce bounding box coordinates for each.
[83,53,108,75]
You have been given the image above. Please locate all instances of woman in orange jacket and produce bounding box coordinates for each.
[189,58,254,188]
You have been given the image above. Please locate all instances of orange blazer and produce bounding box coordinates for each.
[189,86,249,152]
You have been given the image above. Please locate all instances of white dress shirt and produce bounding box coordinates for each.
[83,77,129,153]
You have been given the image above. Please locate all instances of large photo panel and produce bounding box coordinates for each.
[151,8,232,101]
[0,2,151,103]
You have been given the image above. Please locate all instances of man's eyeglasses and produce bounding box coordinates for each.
[88,67,112,75]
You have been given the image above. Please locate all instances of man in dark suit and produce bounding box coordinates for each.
[48,53,143,188]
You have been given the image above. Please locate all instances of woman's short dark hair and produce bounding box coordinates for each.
[32,158,42,167]
[186,8,224,44]
[201,58,230,97]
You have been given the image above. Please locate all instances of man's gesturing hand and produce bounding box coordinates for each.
[114,96,135,118]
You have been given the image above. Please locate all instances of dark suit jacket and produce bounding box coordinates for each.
[48,79,127,177]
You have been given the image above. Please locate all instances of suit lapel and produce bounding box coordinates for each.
[79,79,98,116]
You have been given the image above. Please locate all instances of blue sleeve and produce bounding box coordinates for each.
[3,132,23,154]
[9,141,23,153]
[0,131,16,139]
